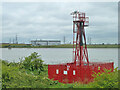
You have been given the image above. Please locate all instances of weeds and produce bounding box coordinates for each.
[1,52,119,88]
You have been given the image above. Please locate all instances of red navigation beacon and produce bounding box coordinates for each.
[48,11,114,84]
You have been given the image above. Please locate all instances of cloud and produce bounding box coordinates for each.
[2,2,118,44]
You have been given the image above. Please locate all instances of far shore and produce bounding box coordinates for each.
[0,43,119,48]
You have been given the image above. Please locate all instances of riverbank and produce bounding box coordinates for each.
[1,44,119,48]
[1,52,119,88]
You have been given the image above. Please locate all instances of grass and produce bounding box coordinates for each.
[1,44,119,48]
[1,52,119,89]
[1,44,32,48]
[1,60,119,89]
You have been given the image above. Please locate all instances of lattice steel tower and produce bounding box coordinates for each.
[71,11,89,66]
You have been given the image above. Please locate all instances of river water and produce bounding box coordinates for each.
[0,48,118,68]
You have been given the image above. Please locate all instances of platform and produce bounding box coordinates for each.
[48,62,114,84]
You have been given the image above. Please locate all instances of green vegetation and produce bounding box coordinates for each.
[1,52,119,88]
[88,69,119,88]
[0,59,1,90]
[1,43,119,48]
[1,44,32,48]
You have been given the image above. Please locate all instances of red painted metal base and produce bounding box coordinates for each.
[48,62,114,84]
[48,11,114,84]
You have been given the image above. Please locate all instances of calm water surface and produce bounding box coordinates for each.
[0,48,118,68]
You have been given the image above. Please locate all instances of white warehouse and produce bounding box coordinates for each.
[31,39,61,46]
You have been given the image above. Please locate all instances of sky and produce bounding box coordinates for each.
[2,2,118,44]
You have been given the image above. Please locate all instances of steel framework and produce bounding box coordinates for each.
[48,11,114,84]
[71,11,89,66]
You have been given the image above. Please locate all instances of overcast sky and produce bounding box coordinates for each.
[2,2,118,44]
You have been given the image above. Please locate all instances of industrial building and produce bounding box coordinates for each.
[31,39,61,46]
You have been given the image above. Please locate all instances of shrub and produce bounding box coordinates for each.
[1,53,119,88]
[21,52,44,73]
[89,68,118,88]
[2,59,53,88]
